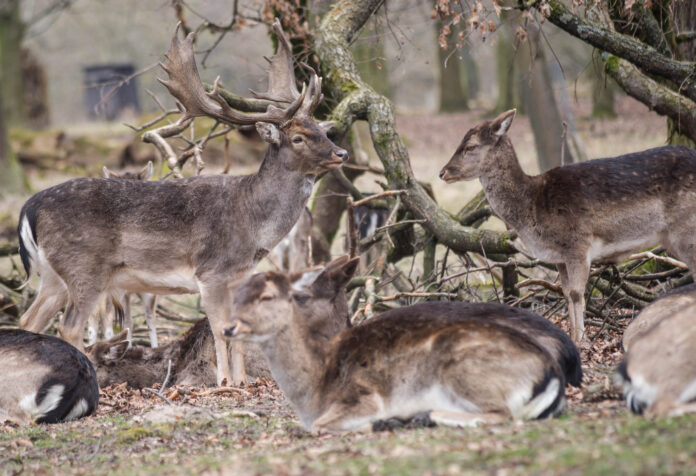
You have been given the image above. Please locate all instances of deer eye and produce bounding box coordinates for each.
[465,145,477,152]
[292,136,304,144]
[259,293,274,302]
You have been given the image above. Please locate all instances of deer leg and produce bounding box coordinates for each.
[201,284,246,386]
[19,266,67,333]
[429,410,505,428]
[58,291,102,352]
[564,261,589,343]
[311,396,381,433]
[141,293,158,348]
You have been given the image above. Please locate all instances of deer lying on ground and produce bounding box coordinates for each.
[225,271,567,432]
[86,256,358,388]
[439,109,696,342]
[0,330,98,424]
[17,21,347,386]
[615,283,696,417]
[85,162,159,347]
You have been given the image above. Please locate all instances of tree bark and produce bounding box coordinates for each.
[315,0,516,256]
[0,87,26,195]
[0,0,26,127]
[437,20,469,112]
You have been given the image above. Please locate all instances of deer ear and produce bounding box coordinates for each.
[291,267,324,293]
[491,109,516,137]
[103,166,114,178]
[104,340,130,360]
[256,122,282,145]
[326,255,360,290]
[140,161,154,180]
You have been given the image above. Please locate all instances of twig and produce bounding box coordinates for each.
[346,198,358,258]
[516,278,563,294]
[627,252,688,269]
[352,190,405,207]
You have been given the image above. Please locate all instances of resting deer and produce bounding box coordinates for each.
[225,271,566,432]
[615,283,696,417]
[17,21,347,386]
[85,162,159,347]
[439,109,696,342]
[86,256,358,389]
[0,330,99,424]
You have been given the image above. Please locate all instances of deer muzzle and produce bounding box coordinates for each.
[323,148,349,169]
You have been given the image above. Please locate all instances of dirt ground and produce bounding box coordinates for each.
[2,97,695,475]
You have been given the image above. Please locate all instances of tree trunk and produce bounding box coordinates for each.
[493,25,521,114]
[437,20,468,112]
[351,20,390,98]
[516,22,576,170]
[668,0,696,146]
[0,88,26,195]
[592,70,617,118]
[0,0,26,127]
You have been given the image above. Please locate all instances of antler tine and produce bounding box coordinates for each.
[249,18,301,103]
[158,21,306,126]
[297,71,323,118]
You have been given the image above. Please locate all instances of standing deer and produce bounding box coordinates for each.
[86,162,159,347]
[17,21,347,386]
[225,271,566,432]
[615,283,696,417]
[86,255,359,389]
[439,109,696,342]
[0,330,99,424]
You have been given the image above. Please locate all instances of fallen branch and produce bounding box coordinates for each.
[627,251,688,270]
[516,278,563,294]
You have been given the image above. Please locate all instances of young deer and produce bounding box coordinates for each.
[86,256,359,389]
[615,283,696,417]
[439,109,696,342]
[17,21,347,386]
[0,330,99,424]
[86,162,159,347]
[225,271,566,432]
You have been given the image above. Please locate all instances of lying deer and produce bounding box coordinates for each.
[17,21,347,386]
[0,330,99,424]
[615,284,696,417]
[86,256,358,388]
[439,109,696,342]
[225,271,566,432]
[86,162,159,347]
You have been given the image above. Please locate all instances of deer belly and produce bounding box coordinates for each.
[387,385,481,417]
[588,234,660,263]
[110,267,199,294]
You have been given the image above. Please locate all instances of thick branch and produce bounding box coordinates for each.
[543,1,696,101]
[315,0,516,255]
[603,53,696,142]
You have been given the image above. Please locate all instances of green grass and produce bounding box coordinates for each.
[1,404,694,475]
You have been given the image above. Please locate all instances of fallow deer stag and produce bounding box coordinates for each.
[439,109,696,342]
[0,330,99,424]
[225,271,566,432]
[17,20,347,386]
[615,283,696,417]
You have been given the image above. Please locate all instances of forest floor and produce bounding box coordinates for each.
[2,98,694,475]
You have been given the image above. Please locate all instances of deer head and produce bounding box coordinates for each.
[152,19,347,176]
[439,109,516,183]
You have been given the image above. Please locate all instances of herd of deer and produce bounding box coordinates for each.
[1,21,695,431]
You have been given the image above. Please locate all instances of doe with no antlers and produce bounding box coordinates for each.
[440,109,696,342]
[225,270,566,433]
[16,20,347,386]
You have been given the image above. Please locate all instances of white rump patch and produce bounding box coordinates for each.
[19,217,39,277]
[65,398,90,421]
[18,384,64,421]
[623,374,658,412]
[516,378,562,420]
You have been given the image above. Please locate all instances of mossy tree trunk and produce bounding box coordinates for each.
[314,0,516,256]
[0,0,26,127]
[0,89,26,195]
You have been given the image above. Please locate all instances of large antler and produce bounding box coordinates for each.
[141,19,323,177]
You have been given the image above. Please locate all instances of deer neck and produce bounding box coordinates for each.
[247,146,314,249]
[257,304,327,427]
[478,136,536,230]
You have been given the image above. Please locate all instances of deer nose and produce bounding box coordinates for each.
[439,169,447,180]
[223,324,237,337]
[334,149,349,162]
